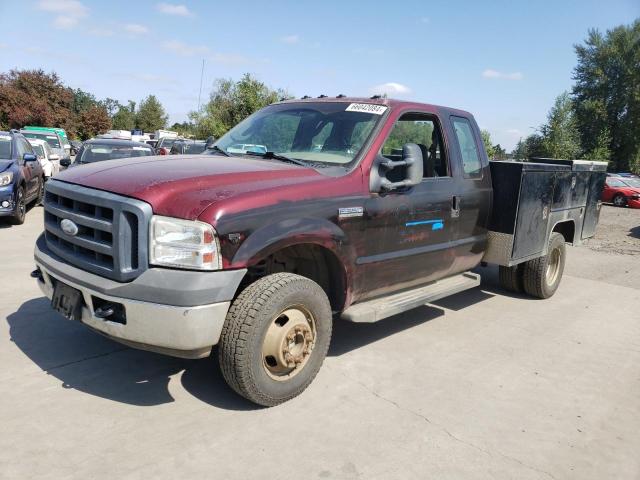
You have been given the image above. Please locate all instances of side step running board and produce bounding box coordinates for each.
[341,272,480,323]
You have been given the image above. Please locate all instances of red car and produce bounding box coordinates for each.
[602,175,640,208]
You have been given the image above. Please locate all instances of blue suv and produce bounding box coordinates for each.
[0,130,45,225]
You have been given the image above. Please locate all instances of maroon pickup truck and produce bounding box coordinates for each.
[32,97,607,406]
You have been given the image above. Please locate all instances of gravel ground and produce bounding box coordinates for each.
[584,204,640,255]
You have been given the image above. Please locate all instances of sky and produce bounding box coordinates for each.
[0,0,638,150]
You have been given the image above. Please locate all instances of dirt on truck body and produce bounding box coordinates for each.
[32,97,607,405]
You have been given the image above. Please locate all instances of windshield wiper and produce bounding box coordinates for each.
[243,150,307,167]
[207,145,230,157]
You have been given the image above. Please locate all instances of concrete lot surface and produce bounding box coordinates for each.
[1,206,639,479]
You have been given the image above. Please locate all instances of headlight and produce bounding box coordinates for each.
[0,171,13,187]
[149,216,222,270]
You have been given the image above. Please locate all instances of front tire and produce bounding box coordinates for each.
[498,264,524,293]
[36,177,45,206]
[218,273,332,406]
[522,232,566,299]
[9,185,26,225]
[613,194,627,207]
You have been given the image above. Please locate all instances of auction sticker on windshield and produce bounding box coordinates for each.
[345,103,387,115]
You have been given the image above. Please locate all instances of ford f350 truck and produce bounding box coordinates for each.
[32,97,607,406]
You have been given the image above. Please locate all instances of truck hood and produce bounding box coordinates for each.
[55,154,328,219]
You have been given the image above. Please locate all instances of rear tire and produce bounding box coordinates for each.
[8,185,26,225]
[498,264,524,293]
[218,273,332,407]
[522,232,566,299]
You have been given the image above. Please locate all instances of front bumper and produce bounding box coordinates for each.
[34,234,247,359]
[0,184,16,217]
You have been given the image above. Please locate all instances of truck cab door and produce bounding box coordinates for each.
[358,112,454,300]
[446,115,492,274]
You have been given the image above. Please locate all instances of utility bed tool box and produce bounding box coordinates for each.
[484,159,607,267]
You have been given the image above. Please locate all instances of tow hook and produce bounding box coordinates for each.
[30,268,43,281]
[94,305,115,319]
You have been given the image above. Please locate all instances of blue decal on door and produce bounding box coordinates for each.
[405,219,444,231]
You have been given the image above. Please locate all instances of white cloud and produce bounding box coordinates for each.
[280,34,299,44]
[209,52,249,65]
[88,27,114,36]
[482,69,524,80]
[369,82,412,96]
[506,128,523,136]
[124,23,149,34]
[163,40,209,56]
[420,17,430,24]
[37,0,88,29]
[0,43,8,49]
[156,2,192,16]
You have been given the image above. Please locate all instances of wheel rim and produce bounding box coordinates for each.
[262,305,316,381]
[614,195,625,206]
[546,248,561,285]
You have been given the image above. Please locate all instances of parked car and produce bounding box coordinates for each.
[21,129,70,163]
[32,97,607,406]
[23,126,72,160]
[145,139,158,149]
[69,138,155,167]
[602,175,640,208]
[155,136,180,155]
[170,139,207,155]
[27,138,61,179]
[226,143,268,155]
[0,130,44,224]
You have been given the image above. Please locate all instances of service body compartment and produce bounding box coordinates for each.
[531,159,607,240]
[484,161,568,266]
[484,159,607,266]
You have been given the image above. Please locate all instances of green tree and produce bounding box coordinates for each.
[540,92,581,159]
[481,130,496,159]
[572,20,640,171]
[512,134,546,160]
[135,95,168,132]
[190,73,289,138]
[112,101,136,130]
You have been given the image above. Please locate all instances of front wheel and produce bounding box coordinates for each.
[218,273,332,406]
[522,232,566,299]
[613,194,627,207]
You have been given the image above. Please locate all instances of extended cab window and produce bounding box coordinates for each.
[381,113,448,178]
[605,178,625,187]
[451,117,482,178]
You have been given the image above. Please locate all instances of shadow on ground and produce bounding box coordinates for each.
[629,225,640,239]
[10,291,492,410]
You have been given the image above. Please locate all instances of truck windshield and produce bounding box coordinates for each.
[213,102,384,168]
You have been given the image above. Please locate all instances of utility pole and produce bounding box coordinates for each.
[197,59,205,111]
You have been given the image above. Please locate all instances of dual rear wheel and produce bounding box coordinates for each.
[499,232,566,299]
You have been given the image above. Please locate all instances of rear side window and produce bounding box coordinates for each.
[451,116,482,178]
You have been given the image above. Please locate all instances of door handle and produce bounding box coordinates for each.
[451,195,461,218]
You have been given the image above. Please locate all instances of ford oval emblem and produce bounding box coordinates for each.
[60,218,79,236]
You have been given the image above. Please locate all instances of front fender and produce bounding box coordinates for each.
[231,217,355,268]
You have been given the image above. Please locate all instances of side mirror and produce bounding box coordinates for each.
[49,154,60,161]
[370,143,423,192]
[60,158,72,167]
[23,153,38,163]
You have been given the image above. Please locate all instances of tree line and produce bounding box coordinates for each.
[0,70,169,140]
[510,20,639,172]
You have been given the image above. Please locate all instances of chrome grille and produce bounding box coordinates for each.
[43,180,152,282]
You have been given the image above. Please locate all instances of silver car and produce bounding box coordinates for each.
[20,130,70,163]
